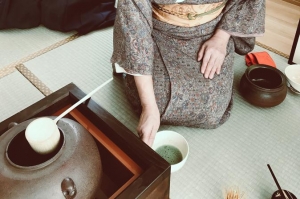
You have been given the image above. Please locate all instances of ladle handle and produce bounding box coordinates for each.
[54,78,113,123]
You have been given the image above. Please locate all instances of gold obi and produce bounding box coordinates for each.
[152,1,226,27]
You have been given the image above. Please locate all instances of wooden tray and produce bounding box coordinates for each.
[0,83,170,199]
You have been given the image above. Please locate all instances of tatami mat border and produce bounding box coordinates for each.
[0,28,290,98]
[0,33,80,79]
[255,41,290,59]
[16,64,52,96]
[0,29,290,80]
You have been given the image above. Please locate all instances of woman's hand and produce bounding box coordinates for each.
[137,104,160,147]
[134,75,160,146]
[198,29,231,79]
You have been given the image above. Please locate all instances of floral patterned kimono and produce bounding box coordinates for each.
[111,0,265,128]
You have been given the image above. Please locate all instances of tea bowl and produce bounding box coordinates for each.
[152,130,189,173]
[285,64,300,94]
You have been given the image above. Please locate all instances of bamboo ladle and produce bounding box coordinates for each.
[25,78,113,154]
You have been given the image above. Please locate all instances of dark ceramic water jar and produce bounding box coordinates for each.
[239,65,287,107]
[0,118,102,199]
[271,189,297,199]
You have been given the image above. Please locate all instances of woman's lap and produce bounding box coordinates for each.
[124,17,235,128]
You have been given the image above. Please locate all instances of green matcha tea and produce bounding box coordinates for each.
[155,145,183,165]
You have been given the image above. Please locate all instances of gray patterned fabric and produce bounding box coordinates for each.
[111,0,265,128]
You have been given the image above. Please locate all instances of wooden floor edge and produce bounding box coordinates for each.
[282,0,300,6]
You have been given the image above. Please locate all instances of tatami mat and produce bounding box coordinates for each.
[0,26,75,69]
[24,27,139,131]
[0,71,44,122]
[1,26,300,198]
[167,46,300,198]
[25,28,113,92]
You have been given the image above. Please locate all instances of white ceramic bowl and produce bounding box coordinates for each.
[152,130,189,173]
[285,64,300,92]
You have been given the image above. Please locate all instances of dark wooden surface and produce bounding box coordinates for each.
[0,83,171,199]
[288,19,300,64]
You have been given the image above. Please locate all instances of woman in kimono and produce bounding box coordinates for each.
[111,0,265,146]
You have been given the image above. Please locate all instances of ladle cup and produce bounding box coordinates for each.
[25,78,113,154]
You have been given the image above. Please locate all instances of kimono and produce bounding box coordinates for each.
[111,0,265,128]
